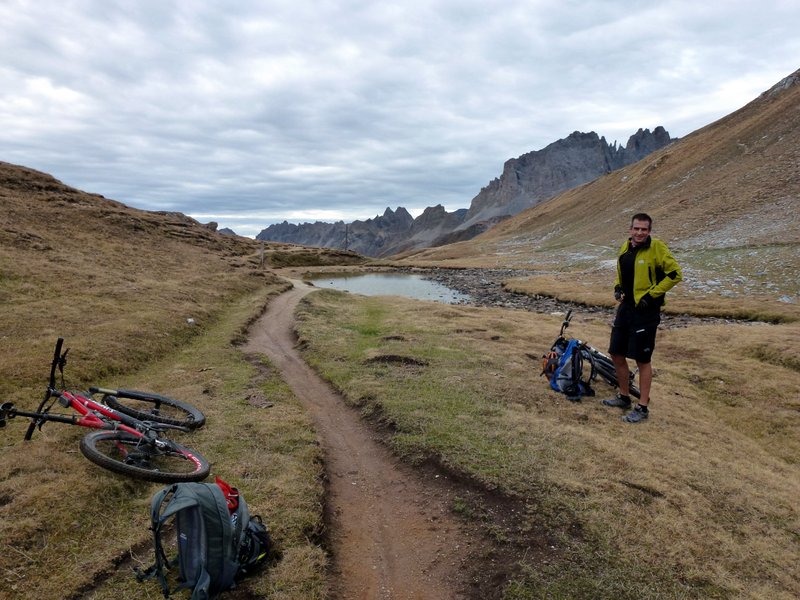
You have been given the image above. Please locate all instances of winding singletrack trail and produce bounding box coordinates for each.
[244,281,474,600]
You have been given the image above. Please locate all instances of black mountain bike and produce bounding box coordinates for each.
[0,338,210,483]
[544,310,641,399]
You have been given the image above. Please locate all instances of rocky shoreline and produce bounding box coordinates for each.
[420,267,605,313]
[413,267,730,329]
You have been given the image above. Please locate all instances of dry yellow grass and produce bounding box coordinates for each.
[0,288,329,600]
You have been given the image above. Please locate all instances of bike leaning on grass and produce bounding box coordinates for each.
[542,309,641,400]
[0,338,210,483]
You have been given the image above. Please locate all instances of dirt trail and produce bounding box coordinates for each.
[244,281,474,600]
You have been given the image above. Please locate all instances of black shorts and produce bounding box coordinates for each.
[608,303,661,364]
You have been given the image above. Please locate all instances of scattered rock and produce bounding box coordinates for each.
[247,392,274,408]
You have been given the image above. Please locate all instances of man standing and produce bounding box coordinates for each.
[603,213,682,423]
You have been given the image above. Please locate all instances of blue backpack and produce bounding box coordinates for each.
[542,339,595,401]
[136,478,271,599]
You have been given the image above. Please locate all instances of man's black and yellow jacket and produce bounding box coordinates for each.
[614,236,682,307]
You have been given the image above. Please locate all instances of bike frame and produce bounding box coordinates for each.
[0,338,209,483]
[14,389,144,437]
[0,337,193,455]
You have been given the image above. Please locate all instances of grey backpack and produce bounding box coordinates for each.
[137,478,271,599]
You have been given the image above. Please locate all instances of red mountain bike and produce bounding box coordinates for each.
[0,338,210,483]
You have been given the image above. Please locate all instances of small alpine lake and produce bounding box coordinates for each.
[305,272,471,304]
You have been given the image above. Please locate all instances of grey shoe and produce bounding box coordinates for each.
[623,406,649,423]
[602,393,631,409]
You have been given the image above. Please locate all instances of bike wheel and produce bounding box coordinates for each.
[101,390,205,430]
[80,431,210,483]
[588,349,641,399]
[585,349,617,385]
[594,358,619,387]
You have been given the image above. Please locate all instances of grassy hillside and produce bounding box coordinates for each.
[0,161,365,391]
[1,163,262,387]
[0,163,357,599]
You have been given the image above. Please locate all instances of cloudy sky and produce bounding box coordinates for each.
[2,1,798,237]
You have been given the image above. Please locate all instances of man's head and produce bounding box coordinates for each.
[629,213,652,246]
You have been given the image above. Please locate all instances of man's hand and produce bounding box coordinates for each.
[614,286,624,302]
[638,293,654,309]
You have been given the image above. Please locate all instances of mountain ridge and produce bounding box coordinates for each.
[256,127,675,257]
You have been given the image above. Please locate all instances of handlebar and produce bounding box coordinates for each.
[144,421,192,434]
[559,309,573,336]
[89,386,114,396]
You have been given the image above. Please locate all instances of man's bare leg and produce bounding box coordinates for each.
[612,353,630,396]
[636,361,652,407]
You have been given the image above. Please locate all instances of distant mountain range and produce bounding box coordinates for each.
[256,127,675,257]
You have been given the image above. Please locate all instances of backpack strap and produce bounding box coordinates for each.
[136,483,222,599]
[135,484,180,598]
[189,570,212,600]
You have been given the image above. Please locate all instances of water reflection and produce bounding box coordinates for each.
[307,272,471,304]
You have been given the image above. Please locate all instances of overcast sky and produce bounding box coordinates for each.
[2,1,798,237]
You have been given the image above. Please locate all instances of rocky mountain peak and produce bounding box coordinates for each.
[458,127,675,231]
[414,204,447,226]
[255,127,673,257]
[376,206,414,230]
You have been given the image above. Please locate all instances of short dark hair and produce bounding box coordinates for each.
[630,213,652,229]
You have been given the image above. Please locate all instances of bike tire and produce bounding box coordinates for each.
[79,431,210,483]
[587,349,641,399]
[584,348,617,385]
[100,389,205,430]
[593,357,619,386]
